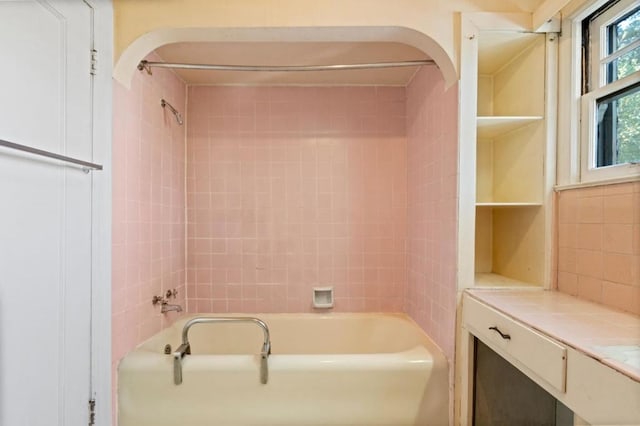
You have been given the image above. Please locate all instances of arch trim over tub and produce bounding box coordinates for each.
[113,26,458,88]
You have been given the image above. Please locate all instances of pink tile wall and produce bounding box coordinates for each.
[186,86,407,313]
[405,66,459,362]
[112,53,186,383]
[557,182,640,315]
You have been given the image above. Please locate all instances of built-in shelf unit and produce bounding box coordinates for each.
[462,28,556,289]
[457,15,560,426]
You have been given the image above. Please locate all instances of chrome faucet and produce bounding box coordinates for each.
[161,301,183,314]
[152,294,183,314]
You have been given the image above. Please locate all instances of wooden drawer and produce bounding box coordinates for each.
[463,294,567,392]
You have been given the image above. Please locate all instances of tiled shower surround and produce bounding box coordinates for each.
[112,65,459,379]
[184,67,458,361]
[405,67,459,359]
[112,53,187,378]
[186,85,408,314]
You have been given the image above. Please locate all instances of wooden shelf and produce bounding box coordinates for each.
[477,116,543,139]
[471,30,550,290]
[474,273,539,288]
[478,32,542,75]
[476,202,542,208]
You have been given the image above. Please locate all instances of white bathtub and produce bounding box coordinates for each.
[118,313,448,426]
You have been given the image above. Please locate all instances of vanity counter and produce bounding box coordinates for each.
[466,288,640,382]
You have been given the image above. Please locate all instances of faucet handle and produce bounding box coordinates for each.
[166,288,178,299]
[152,295,166,306]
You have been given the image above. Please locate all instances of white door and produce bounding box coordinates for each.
[0,1,94,425]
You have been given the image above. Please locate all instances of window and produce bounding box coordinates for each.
[581,0,640,182]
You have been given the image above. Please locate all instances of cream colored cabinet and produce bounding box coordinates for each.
[458,17,557,289]
[474,32,551,287]
[456,14,561,424]
[463,295,567,392]
[462,293,640,425]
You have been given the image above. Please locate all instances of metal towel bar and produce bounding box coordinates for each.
[0,138,103,171]
[173,317,271,385]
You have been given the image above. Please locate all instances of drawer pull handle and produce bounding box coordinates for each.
[489,326,511,340]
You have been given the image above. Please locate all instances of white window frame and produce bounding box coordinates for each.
[589,0,640,90]
[580,0,640,183]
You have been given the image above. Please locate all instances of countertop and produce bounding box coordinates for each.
[466,288,640,382]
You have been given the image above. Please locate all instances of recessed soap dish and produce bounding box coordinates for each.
[312,287,334,309]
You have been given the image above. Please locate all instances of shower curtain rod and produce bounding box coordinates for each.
[137,59,435,74]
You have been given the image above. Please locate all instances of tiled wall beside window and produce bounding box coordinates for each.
[557,181,640,314]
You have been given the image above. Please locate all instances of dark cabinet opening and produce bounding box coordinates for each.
[473,338,574,426]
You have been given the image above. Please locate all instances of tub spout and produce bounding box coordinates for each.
[161,302,183,314]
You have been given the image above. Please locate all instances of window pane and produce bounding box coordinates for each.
[609,7,640,53]
[606,45,640,83]
[596,83,640,167]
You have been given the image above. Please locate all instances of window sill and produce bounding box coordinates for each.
[554,174,640,191]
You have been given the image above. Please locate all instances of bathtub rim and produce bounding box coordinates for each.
[122,312,448,365]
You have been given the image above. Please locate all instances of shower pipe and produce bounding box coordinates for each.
[138,59,435,74]
[161,99,184,125]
